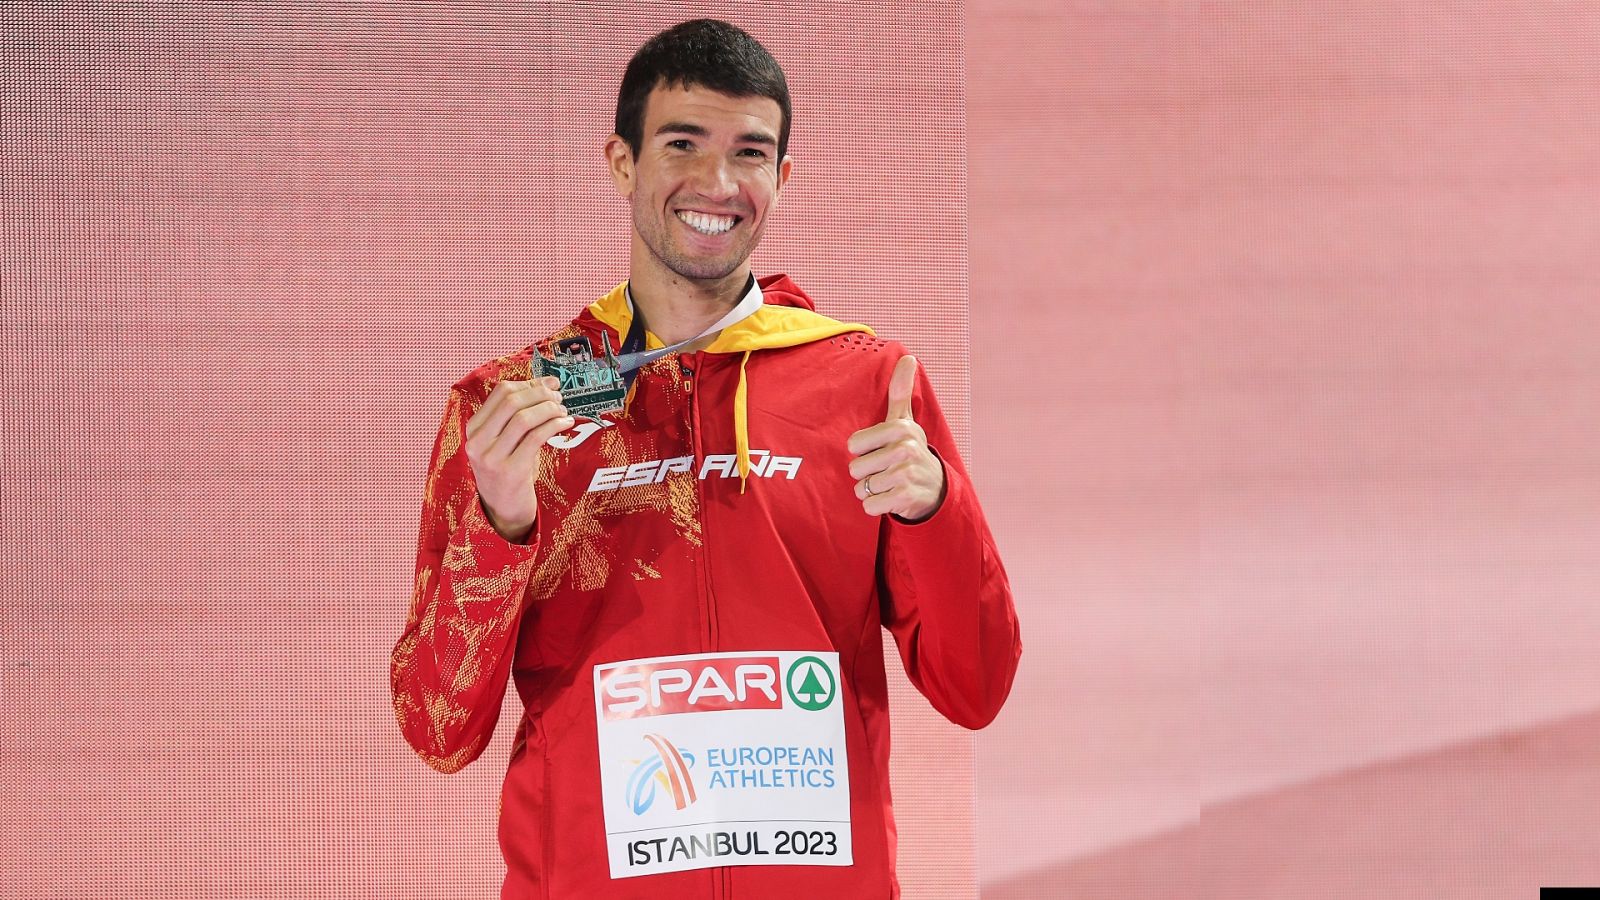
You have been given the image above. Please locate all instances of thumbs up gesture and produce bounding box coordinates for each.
[846,354,948,522]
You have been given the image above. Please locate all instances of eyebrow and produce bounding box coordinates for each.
[655,121,777,147]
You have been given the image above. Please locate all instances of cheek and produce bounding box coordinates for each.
[744,181,776,215]
[752,193,779,224]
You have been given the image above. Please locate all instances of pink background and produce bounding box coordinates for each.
[970,1,1600,897]
[5,2,1600,899]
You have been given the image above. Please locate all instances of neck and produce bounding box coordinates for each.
[628,248,752,349]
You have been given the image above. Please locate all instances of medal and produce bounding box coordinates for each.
[537,333,628,421]
[537,276,767,422]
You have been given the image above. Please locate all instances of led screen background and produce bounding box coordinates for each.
[1,4,975,898]
[970,2,1600,898]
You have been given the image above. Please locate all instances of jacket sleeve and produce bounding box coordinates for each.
[390,384,541,774]
[878,358,1022,730]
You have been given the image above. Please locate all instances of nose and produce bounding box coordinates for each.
[690,153,738,202]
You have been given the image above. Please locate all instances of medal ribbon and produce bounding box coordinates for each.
[615,275,765,385]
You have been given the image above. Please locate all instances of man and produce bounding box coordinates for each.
[390,19,1021,899]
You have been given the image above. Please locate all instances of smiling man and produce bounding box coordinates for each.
[390,19,1022,899]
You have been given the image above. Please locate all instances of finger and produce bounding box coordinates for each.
[855,464,907,501]
[486,399,569,462]
[885,354,918,422]
[475,382,562,449]
[846,418,927,457]
[506,413,577,471]
[861,483,906,517]
[467,381,515,442]
[848,440,917,481]
[470,379,535,442]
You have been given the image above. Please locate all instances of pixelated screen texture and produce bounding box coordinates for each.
[0,4,974,898]
[968,2,1600,897]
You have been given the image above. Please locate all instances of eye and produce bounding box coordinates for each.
[739,148,769,159]
[667,139,693,150]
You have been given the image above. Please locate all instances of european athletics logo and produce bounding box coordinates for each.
[626,734,698,815]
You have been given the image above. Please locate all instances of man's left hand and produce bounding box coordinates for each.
[846,354,947,523]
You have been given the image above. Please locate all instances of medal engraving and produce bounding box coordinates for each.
[537,333,626,420]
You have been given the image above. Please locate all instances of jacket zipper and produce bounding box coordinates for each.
[684,352,729,900]
[684,354,709,656]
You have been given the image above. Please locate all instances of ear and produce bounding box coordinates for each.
[604,134,635,197]
[775,154,794,194]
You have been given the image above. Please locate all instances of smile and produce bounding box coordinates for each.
[676,210,740,235]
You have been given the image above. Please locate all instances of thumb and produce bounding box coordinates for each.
[885,354,918,422]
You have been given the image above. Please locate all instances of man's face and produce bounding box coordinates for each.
[607,82,792,284]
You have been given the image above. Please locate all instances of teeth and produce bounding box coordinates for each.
[677,210,736,235]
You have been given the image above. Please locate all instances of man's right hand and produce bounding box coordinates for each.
[463,375,575,544]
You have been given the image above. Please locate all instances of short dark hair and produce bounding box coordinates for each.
[614,19,792,163]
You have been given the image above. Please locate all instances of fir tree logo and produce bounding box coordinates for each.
[785,656,836,711]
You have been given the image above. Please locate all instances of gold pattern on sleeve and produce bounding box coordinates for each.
[442,500,458,537]
[449,615,504,694]
[392,678,420,733]
[422,686,473,753]
[421,738,483,775]
[403,566,433,630]
[423,394,468,523]
[391,586,440,684]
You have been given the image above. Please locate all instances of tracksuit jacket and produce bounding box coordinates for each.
[390,274,1022,899]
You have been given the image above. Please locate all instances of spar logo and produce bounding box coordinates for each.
[626,734,698,815]
[786,656,836,711]
[601,656,783,720]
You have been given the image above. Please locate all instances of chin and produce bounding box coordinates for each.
[665,253,748,283]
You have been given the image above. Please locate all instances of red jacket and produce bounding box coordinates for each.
[390,274,1021,899]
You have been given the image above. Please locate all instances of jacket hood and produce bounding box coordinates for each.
[583,272,873,354]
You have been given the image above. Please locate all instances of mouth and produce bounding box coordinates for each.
[675,209,743,236]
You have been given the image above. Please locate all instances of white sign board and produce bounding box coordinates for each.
[592,650,853,879]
